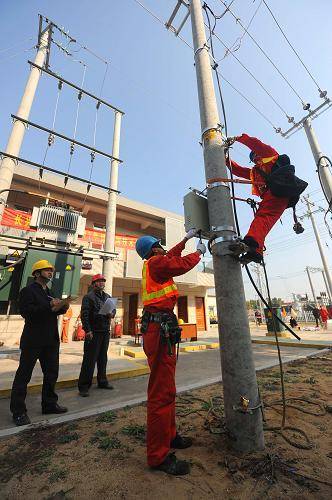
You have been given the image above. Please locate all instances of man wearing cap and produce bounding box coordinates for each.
[135,230,206,476]
[10,259,70,426]
[78,274,115,397]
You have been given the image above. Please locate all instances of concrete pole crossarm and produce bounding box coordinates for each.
[103,112,122,294]
[0,26,51,206]
[303,118,332,204]
[306,198,332,298]
[189,0,264,452]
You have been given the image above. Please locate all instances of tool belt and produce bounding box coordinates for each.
[141,310,182,355]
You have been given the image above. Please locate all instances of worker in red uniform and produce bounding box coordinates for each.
[136,230,206,475]
[226,133,290,264]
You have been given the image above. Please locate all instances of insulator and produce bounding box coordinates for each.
[39,168,43,179]
[48,133,55,146]
[78,90,83,100]
[303,102,311,111]
[58,80,63,90]
[64,176,69,186]
[96,101,101,110]
[275,127,282,134]
[319,89,328,99]
[70,142,75,155]
[90,151,96,163]
[87,184,91,193]
[287,116,295,124]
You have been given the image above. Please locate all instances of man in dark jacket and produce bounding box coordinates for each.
[10,259,70,426]
[78,274,116,397]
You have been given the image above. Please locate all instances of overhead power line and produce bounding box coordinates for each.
[132,0,281,131]
[204,3,292,121]
[262,0,325,96]
[217,0,309,109]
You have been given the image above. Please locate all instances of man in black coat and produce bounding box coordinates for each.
[78,274,116,397]
[10,259,70,426]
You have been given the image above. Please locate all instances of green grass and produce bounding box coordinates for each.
[49,468,68,483]
[96,410,117,423]
[121,424,146,442]
[58,432,79,444]
[98,436,123,450]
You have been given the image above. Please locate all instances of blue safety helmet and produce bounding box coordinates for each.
[249,150,256,162]
[136,236,161,260]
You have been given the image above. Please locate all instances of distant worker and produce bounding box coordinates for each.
[136,229,206,476]
[78,274,116,397]
[312,306,321,328]
[225,134,307,264]
[61,306,73,343]
[254,309,262,326]
[10,260,70,426]
[319,305,329,330]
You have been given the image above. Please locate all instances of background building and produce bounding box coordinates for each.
[0,163,214,345]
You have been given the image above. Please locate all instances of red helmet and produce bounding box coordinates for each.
[91,273,106,283]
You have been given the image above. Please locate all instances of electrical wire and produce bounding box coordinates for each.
[217,0,308,107]
[204,3,291,119]
[131,0,280,132]
[0,37,34,54]
[262,0,323,94]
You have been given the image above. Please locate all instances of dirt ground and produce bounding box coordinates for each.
[1,352,332,500]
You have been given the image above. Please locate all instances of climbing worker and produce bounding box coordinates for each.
[10,260,70,426]
[78,274,116,397]
[225,133,307,264]
[135,230,206,476]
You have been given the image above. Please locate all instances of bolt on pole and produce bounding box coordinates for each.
[303,118,332,205]
[305,197,332,298]
[103,111,122,294]
[0,24,51,218]
[189,0,264,452]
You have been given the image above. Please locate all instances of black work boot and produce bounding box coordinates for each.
[13,413,31,426]
[151,452,191,476]
[42,404,68,415]
[171,433,193,449]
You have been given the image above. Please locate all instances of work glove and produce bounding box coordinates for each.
[225,136,238,146]
[196,242,206,255]
[185,228,197,240]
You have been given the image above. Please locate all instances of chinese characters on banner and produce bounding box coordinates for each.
[1,207,32,229]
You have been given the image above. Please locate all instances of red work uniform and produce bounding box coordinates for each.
[228,133,289,254]
[142,240,201,467]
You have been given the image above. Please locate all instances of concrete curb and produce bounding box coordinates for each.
[251,338,332,349]
[0,348,329,440]
[0,363,150,399]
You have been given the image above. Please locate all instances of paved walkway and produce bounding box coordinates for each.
[0,344,324,435]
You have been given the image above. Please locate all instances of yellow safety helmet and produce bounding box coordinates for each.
[31,259,54,275]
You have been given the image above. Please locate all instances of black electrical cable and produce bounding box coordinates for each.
[316,156,332,239]
[204,4,300,341]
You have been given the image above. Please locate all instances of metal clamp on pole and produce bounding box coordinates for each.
[207,180,230,189]
[211,225,236,233]
[233,396,263,415]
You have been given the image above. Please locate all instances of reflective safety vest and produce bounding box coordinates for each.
[142,259,178,306]
[251,154,279,196]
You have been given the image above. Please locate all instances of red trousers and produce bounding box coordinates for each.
[246,190,289,254]
[143,322,177,467]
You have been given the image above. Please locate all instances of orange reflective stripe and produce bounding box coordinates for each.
[142,260,178,306]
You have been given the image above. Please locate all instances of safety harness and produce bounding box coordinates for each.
[141,310,182,357]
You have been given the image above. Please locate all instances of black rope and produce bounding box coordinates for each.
[204,4,300,341]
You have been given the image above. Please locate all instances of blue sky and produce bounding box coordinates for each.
[1,0,332,300]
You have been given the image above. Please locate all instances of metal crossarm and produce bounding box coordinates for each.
[11,115,123,163]
[28,61,125,115]
[0,151,120,193]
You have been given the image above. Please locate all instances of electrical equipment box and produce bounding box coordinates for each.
[20,248,83,298]
[183,191,210,239]
[0,255,24,303]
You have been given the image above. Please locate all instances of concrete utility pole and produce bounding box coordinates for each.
[322,270,332,303]
[306,267,317,303]
[303,118,332,205]
[103,111,122,294]
[305,197,332,298]
[189,0,264,452]
[0,25,51,218]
